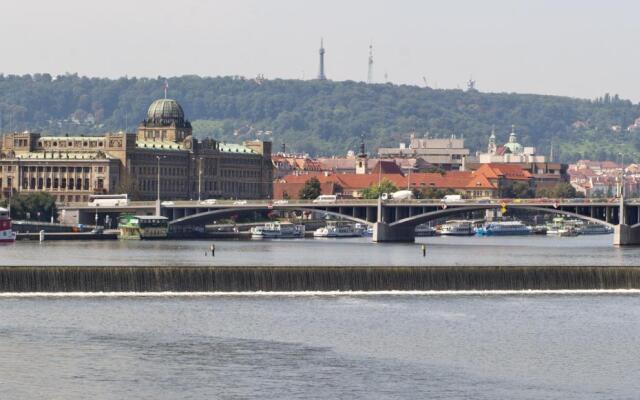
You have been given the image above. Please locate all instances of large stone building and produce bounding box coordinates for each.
[0,98,272,202]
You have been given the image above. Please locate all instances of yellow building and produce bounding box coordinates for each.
[0,98,272,202]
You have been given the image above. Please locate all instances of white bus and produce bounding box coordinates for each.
[312,194,338,203]
[88,194,129,207]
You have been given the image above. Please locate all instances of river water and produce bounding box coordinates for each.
[2,235,639,399]
[1,233,637,266]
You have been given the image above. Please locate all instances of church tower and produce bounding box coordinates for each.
[318,38,327,80]
[355,136,368,174]
[487,126,497,154]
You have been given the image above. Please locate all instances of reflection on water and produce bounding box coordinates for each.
[1,234,634,266]
[0,294,639,399]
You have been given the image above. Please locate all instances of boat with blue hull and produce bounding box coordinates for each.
[476,221,532,236]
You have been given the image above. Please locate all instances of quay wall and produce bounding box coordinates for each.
[1,266,640,292]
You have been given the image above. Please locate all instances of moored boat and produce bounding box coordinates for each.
[415,224,437,237]
[579,223,613,235]
[118,215,169,240]
[314,221,361,238]
[251,221,305,239]
[476,220,532,236]
[438,220,475,236]
[0,207,16,243]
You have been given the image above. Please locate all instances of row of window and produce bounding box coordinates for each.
[38,140,104,148]
[18,166,103,173]
[20,177,104,191]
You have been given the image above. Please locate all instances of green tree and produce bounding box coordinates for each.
[536,183,579,198]
[420,187,456,199]
[299,177,322,199]
[361,178,398,199]
[502,181,535,198]
[9,192,58,221]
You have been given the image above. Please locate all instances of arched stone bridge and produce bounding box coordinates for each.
[62,198,640,244]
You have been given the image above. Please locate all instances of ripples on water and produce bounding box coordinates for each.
[1,234,636,266]
[0,294,639,399]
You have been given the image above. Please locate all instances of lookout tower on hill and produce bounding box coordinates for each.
[318,38,327,81]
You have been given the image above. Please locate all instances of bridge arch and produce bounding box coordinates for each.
[169,206,372,227]
[390,205,615,228]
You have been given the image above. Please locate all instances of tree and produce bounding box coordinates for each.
[536,182,579,198]
[361,178,398,199]
[9,192,58,221]
[299,177,322,199]
[420,187,456,199]
[502,181,535,198]
[113,171,141,200]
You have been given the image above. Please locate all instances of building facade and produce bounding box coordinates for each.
[378,133,470,170]
[0,98,272,202]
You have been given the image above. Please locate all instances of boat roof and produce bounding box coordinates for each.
[136,215,169,220]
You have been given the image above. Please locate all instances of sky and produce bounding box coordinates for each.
[1,0,639,101]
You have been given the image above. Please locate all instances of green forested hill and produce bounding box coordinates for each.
[1,73,639,162]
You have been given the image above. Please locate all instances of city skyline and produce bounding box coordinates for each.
[1,0,639,101]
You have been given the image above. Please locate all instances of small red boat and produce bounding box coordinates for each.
[0,207,16,243]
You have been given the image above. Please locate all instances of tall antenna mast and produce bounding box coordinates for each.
[367,43,374,84]
[318,38,327,80]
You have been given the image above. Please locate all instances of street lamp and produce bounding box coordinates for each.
[618,152,625,198]
[155,155,166,216]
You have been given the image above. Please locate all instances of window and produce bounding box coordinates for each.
[61,178,66,189]
[76,178,82,190]
[68,179,74,190]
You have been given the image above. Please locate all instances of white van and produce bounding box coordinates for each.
[441,194,463,203]
[313,195,338,203]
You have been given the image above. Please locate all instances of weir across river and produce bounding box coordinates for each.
[2,265,640,292]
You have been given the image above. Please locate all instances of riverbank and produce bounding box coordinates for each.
[1,265,640,292]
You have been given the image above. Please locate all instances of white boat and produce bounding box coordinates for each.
[438,220,475,236]
[354,223,373,236]
[0,207,16,243]
[546,217,579,237]
[579,223,613,235]
[415,224,437,237]
[314,221,361,238]
[476,221,532,236]
[251,222,305,238]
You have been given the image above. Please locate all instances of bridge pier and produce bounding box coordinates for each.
[372,222,415,243]
[614,224,640,246]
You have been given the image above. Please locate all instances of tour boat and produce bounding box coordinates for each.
[415,224,437,237]
[579,223,613,235]
[251,222,305,239]
[546,217,580,237]
[476,221,532,236]
[314,221,361,238]
[438,220,475,236]
[118,214,169,240]
[0,207,16,243]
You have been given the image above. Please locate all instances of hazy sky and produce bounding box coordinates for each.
[2,0,639,101]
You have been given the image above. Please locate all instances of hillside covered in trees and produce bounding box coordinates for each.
[1,73,639,162]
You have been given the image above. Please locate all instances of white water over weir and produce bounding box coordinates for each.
[1,266,640,292]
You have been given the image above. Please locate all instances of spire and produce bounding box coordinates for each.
[318,38,327,80]
[367,43,374,84]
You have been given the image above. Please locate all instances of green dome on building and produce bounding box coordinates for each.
[503,125,523,154]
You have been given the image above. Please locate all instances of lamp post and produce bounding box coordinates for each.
[155,155,166,216]
[618,152,625,198]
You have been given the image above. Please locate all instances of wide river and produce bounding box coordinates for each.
[2,233,639,266]
[2,235,639,399]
